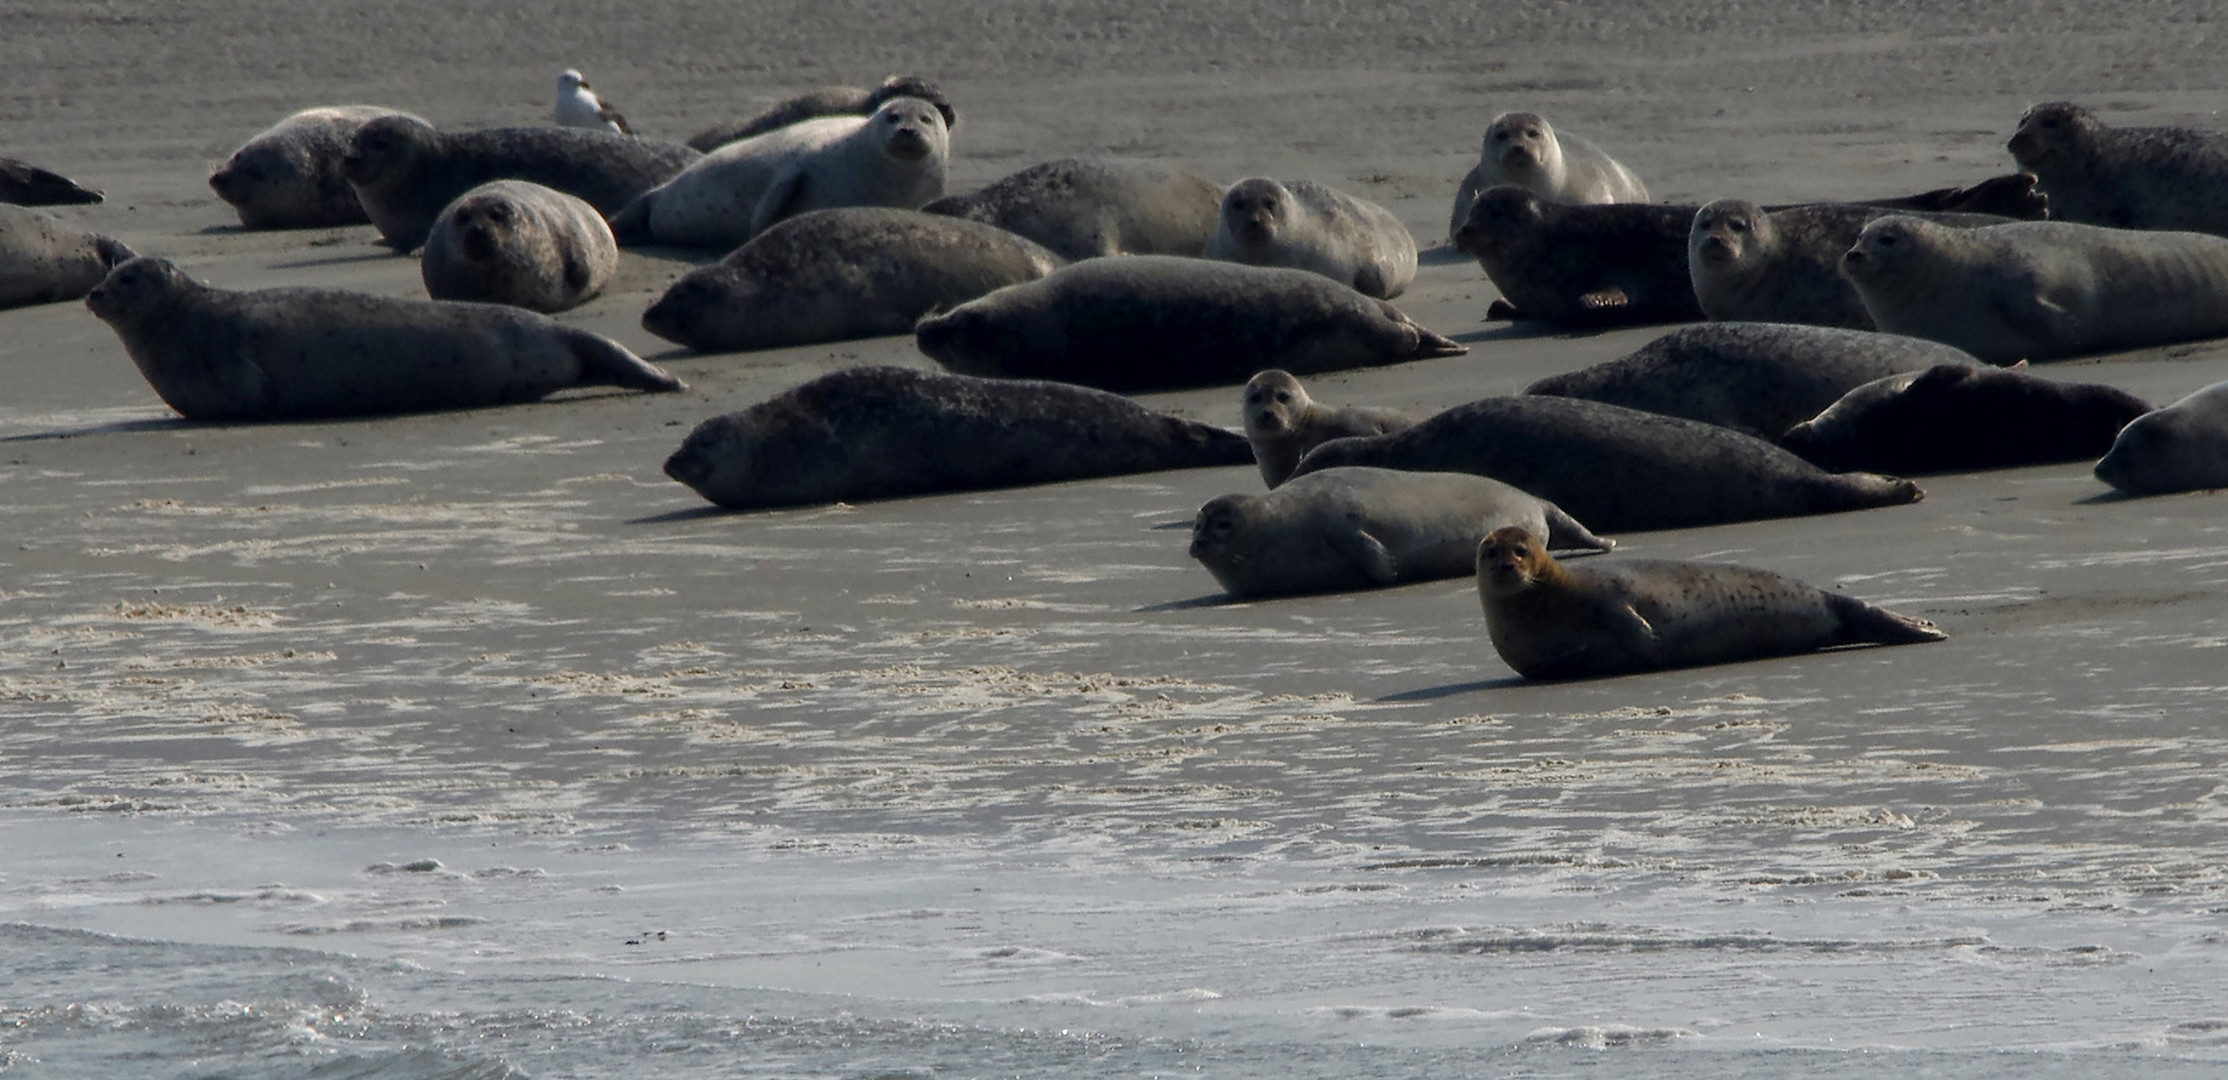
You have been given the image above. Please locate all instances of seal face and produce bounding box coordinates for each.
[640,207,1064,353]
[913,256,1466,393]
[1475,526,1946,681]
[686,75,958,152]
[420,180,619,313]
[1205,178,1417,299]
[1783,364,2152,474]
[84,256,681,421]
[1,156,103,206]
[1447,111,1649,238]
[921,158,1224,261]
[661,366,1252,510]
[1240,369,1417,487]
[2094,378,2228,495]
[2008,101,2228,236]
[1189,467,1612,599]
[0,204,135,309]
[209,106,418,229]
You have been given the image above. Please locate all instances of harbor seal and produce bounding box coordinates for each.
[1841,216,2228,363]
[1689,199,2016,329]
[1476,526,1945,681]
[2,157,102,206]
[209,106,418,229]
[85,256,683,421]
[1206,178,1417,299]
[921,158,1224,261]
[662,365,1252,510]
[1523,323,1984,442]
[641,207,1063,353]
[686,75,957,152]
[343,116,700,251]
[913,256,1467,393]
[1448,112,1648,239]
[2007,102,2228,236]
[1190,466,1613,599]
[0,204,135,309]
[609,97,947,250]
[2093,379,2228,495]
[554,69,632,134]
[1288,395,1922,533]
[1241,369,1418,487]
[1781,364,2152,474]
[419,180,618,313]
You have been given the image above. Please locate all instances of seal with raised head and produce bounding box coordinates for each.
[686,75,957,152]
[2,157,103,206]
[1448,111,1648,239]
[1781,364,2152,474]
[1288,394,1922,533]
[209,106,420,229]
[2093,379,2228,495]
[921,158,1224,261]
[1241,369,1417,488]
[914,256,1467,393]
[343,115,700,251]
[1190,466,1613,599]
[1475,526,1946,681]
[1841,216,2228,364]
[85,256,682,421]
[420,180,618,313]
[0,204,134,309]
[1689,199,2017,329]
[641,207,1063,353]
[610,97,946,250]
[1523,323,1983,442]
[1206,178,1417,299]
[2008,102,2228,236]
[662,365,1252,510]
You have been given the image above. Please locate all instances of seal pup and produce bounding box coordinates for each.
[921,158,1224,261]
[662,366,1252,510]
[1289,395,1922,533]
[85,257,682,421]
[1241,369,1417,487]
[1524,323,1984,442]
[641,207,1063,353]
[1689,199,2015,329]
[686,75,957,152]
[209,106,420,229]
[1781,364,2152,474]
[1448,111,1649,239]
[0,204,135,309]
[2008,102,2228,236]
[554,70,633,135]
[420,180,618,313]
[343,115,700,251]
[609,97,947,250]
[2,157,103,205]
[2093,379,2228,495]
[1841,216,2228,364]
[1191,467,1613,599]
[1476,526,1945,681]
[1206,178,1417,298]
[914,256,1466,393]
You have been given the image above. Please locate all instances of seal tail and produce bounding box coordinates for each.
[569,330,685,393]
[1828,594,1949,646]
[1540,503,1615,553]
[607,196,653,247]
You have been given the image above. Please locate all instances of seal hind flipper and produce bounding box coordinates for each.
[1825,593,1949,646]
[566,330,685,393]
[1540,503,1614,552]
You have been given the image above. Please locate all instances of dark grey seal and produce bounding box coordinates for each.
[2008,102,2228,236]
[1,157,103,206]
[921,159,1225,261]
[209,106,417,229]
[686,75,958,152]
[1782,364,2153,474]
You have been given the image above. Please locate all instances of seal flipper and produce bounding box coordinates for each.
[1823,593,1948,646]
[1329,528,1401,585]
[1540,503,1615,553]
[565,329,685,393]
[748,166,806,239]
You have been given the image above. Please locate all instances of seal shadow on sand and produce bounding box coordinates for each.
[1379,675,1529,700]
[2,416,202,441]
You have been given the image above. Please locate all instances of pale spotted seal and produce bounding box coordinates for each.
[2,157,102,206]
[921,158,1224,261]
[1782,364,2151,474]
[1241,369,1417,487]
[1448,111,1648,239]
[0,204,134,309]
[1689,199,2017,329]
[554,69,633,134]
[1206,178,1418,298]
[2093,379,2228,495]
[1841,216,2228,363]
[209,106,420,229]
[2008,102,2228,236]
[686,76,957,152]
[420,180,618,313]
[914,256,1466,393]
[1476,526,1945,681]
[1190,466,1612,599]
[641,207,1063,353]
[85,256,682,421]
[662,365,1252,510]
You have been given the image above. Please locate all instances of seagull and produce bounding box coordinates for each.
[554,69,633,135]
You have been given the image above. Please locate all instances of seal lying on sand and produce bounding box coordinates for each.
[1689,199,2016,329]
[2,157,103,206]
[1523,323,1983,442]
[2093,379,2228,495]
[2008,102,2228,236]
[914,256,1465,393]
[922,158,1224,261]
[209,106,419,228]
[686,75,957,152]
[1448,111,1649,239]
[85,256,682,421]
[1191,466,1612,599]
[1476,526,1946,681]
[1841,216,2228,363]
[1,204,134,309]
[1288,395,1922,533]
[1782,365,2151,474]
[662,366,1252,510]
[641,207,1064,353]
[1241,369,1417,488]
[1206,178,1417,298]
[420,180,618,313]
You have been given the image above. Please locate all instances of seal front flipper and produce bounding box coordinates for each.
[607,196,653,246]
[1579,287,1630,310]
[1328,527,1401,585]
[748,166,807,239]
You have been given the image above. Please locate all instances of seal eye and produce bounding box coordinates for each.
[1728,220,1747,234]
[1274,390,1291,403]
